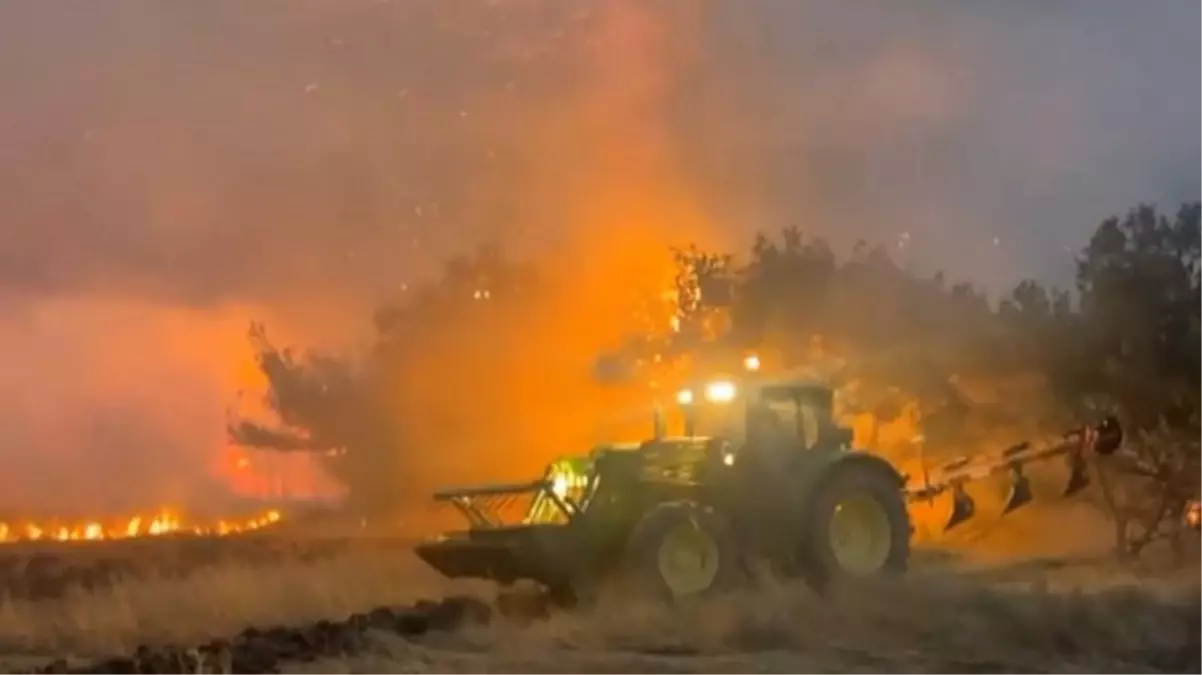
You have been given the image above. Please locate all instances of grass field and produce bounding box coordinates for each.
[0,536,444,658]
[0,520,1197,674]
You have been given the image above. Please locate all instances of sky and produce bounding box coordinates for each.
[0,0,1197,515]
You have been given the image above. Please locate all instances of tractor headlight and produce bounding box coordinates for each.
[675,388,695,405]
[551,475,570,498]
[704,380,737,403]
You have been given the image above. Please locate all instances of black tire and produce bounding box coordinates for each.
[620,501,743,603]
[797,458,910,591]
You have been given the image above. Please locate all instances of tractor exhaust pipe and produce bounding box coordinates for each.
[652,404,665,439]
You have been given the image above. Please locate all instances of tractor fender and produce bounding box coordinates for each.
[794,448,903,491]
[789,450,912,589]
[789,450,906,527]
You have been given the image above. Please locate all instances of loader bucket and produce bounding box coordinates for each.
[1001,465,1033,514]
[944,484,976,531]
[415,536,524,583]
[414,530,567,588]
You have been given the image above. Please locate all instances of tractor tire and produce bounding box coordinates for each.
[620,501,743,603]
[797,458,910,591]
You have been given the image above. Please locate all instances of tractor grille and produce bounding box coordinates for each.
[639,438,712,485]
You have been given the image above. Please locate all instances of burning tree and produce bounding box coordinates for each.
[230,244,548,515]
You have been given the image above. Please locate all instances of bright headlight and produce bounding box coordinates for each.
[743,353,761,372]
[676,388,695,405]
[551,475,570,498]
[704,380,737,403]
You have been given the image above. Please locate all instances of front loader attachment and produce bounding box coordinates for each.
[905,416,1123,532]
[415,461,595,588]
[415,527,576,588]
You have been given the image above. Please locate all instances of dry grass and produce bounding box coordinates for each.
[0,534,1196,673]
[296,572,1200,673]
[0,542,463,661]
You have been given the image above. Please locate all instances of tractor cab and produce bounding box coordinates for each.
[672,375,854,458]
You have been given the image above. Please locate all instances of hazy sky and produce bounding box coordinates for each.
[0,0,1197,514]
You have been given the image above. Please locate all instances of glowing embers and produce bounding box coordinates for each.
[1185,500,1201,531]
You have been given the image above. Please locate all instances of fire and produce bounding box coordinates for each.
[0,508,282,544]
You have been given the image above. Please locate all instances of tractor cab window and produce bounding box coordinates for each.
[756,388,823,451]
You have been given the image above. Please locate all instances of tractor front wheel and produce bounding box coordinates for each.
[621,501,742,603]
[798,459,910,591]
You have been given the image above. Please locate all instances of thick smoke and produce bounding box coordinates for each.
[0,0,1196,513]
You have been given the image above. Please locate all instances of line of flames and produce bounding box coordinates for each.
[0,509,282,544]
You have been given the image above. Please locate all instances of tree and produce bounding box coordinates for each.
[1068,203,1201,560]
[230,244,550,515]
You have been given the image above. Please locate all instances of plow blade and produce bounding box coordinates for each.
[1001,467,1033,515]
[944,486,976,531]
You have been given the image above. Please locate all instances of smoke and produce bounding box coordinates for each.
[680,0,1201,289]
[0,0,1197,514]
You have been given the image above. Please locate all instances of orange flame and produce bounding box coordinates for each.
[0,508,282,544]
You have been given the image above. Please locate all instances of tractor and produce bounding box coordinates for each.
[414,359,1123,604]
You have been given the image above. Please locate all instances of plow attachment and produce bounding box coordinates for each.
[905,416,1123,531]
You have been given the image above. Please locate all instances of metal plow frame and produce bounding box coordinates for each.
[903,417,1123,532]
[430,480,579,529]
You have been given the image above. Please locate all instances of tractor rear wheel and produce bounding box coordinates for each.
[621,501,742,602]
[798,460,910,590]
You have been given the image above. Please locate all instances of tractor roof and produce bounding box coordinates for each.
[593,441,643,452]
[753,376,831,391]
[751,376,835,408]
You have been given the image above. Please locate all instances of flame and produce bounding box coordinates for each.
[0,508,282,544]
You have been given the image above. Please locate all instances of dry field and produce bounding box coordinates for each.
[0,505,1197,674]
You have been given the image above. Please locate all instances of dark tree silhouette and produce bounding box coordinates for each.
[230,243,549,514]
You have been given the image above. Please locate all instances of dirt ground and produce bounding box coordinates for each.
[0,505,1197,674]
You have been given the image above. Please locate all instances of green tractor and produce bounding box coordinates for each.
[414,370,1122,604]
